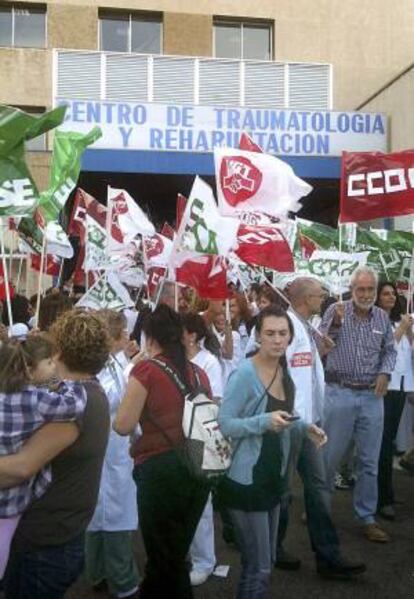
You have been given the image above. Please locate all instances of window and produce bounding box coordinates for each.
[214,20,272,61]
[0,3,46,48]
[100,11,162,54]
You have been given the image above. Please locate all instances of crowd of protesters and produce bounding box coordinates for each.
[0,266,413,599]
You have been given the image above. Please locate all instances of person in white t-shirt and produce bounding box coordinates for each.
[181,312,223,586]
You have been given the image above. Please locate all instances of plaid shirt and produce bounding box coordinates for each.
[319,300,396,386]
[0,381,87,518]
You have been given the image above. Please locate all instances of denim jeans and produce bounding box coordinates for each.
[229,506,280,599]
[277,433,342,567]
[4,533,84,599]
[323,384,384,524]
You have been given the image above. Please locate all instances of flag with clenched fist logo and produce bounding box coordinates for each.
[214,147,312,218]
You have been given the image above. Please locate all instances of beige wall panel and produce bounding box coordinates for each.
[27,152,52,192]
[0,49,51,107]
[163,13,212,56]
[48,4,98,50]
[361,69,414,152]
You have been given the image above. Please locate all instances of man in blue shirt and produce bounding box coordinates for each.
[320,266,396,543]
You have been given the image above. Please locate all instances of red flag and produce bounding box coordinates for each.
[176,194,187,230]
[239,132,263,153]
[340,150,414,223]
[161,222,175,241]
[31,254,61,276]
[234,224,294,272]
[176,256,229,300]
[0,263,15,301]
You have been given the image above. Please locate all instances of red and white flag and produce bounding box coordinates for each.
[234,224,294,272]
[215,147,312,218]
[68,188,106,236]
[143,233,173,269]
[107,187,155,243]
[31,254,61,276]
[340,150,414,223]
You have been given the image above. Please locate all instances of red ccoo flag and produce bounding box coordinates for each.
[340,150,414,223]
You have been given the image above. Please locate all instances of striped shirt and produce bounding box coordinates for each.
[319,300,396,386]
[0,381,87,518]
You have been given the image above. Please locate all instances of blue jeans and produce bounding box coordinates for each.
[229,506,280,599]
[4,533,85,599]
[323,384,384,524]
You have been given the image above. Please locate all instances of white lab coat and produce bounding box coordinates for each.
[88,353,138,532]
[389,324,414,391]
[286,309,325,424]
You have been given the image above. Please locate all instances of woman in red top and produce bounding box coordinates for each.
[114,305,211,599]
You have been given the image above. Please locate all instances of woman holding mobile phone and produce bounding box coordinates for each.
[218,305,326,599]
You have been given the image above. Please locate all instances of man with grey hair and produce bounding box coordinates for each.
[276,276,366,579]
[320,266,396,543]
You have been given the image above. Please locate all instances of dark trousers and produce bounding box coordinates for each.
[278,435,342,566]
[377,390,406,508]
[4,533,84,599]
[134,450,209,599]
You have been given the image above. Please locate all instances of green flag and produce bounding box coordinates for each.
[18,126,102,255]
[0,105,66,217]
[37,127,102,223]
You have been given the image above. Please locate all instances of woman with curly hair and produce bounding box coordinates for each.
[0,310,111,599]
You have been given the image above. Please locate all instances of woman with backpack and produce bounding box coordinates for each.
[114,305,211,599]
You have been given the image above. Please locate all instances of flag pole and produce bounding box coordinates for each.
[338,221,343,302]
[34,232,47,328]
[0,217,14,328]
[57,258,65,289]
[174,283,179,312]
[408,247,414,314]
[15,256,24,294]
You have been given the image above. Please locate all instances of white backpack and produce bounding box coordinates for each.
[151,358,232,481]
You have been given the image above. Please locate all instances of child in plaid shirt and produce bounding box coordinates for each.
[0,335,87,576]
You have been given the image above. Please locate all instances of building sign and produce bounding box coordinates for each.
[55,99,387,157]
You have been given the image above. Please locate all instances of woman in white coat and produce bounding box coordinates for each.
[376,283,414,520]
[181,313,223,586]
[85,310,140,599]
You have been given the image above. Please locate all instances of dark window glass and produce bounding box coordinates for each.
[243,25,271,60]
[100,14,129,52]
[0,5,13,46]
[215,23,241,58]
[14,5,46,48]
[131,18,161,53]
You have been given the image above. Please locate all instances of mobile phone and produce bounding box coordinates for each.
[285,414,300,421]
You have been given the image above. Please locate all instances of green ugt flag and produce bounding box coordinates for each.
[0,105,66,216]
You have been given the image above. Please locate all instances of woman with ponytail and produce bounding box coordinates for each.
[114,305,211,599]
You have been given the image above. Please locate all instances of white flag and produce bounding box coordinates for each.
[45,221,74,259]
[214,147,312,218]
[108,186,155,243]
[76,272,134,311]
[84,215,108,271]
[174,176,239,263]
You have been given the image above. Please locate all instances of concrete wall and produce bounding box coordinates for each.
[14,0,413,111]
[163,13,212,56]
[361,66,414,233]
[0,48,51,107]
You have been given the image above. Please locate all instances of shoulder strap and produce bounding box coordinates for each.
[150,357,189,396]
